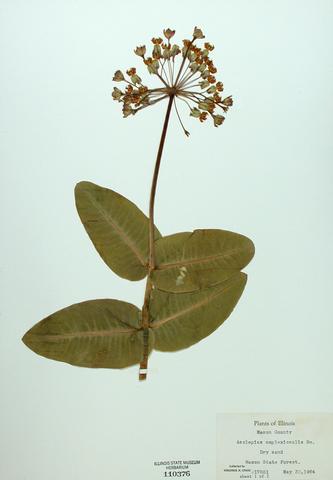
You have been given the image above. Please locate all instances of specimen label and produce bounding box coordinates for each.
[217,413,333,479]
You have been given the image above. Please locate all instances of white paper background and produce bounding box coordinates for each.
[1,1,332,478]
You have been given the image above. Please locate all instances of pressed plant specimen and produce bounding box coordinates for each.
[22,27,255,381]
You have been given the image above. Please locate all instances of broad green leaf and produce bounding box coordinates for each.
[22,299,154,368]
[152,229,254,293]
[150,272,247,351]
[75,181,161,281]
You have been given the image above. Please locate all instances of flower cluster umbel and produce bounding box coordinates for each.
[112,27,233,135]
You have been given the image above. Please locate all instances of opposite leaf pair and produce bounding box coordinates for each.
[22,181,254,370]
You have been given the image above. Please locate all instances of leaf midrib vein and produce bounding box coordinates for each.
[156,246,252,270]
[87,191,146,266]
[151,279,239,328]
[28,327,138,341]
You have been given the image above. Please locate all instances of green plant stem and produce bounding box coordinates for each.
[139,94,174,381]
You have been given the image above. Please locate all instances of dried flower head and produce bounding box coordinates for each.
[112,27,233,133]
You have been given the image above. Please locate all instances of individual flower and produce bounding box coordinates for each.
[151,37,163,44]
[199,112,208,122]
[152,43,162,59]
[112,27,233,129]
[216,81,224,92]
[113,70,124,82]
[193,26,205,39]
[204,42,214,51]
[163,28,175,40]
[213,114,225,127]
[190,107,201,118]
[222,95,233,107]
[134,45,146,57]
[112,87,123,101]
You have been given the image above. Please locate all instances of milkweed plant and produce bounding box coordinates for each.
[22,27,255,381]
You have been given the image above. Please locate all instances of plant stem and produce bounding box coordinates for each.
[139,94,174,381]
[148,94,174,270]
